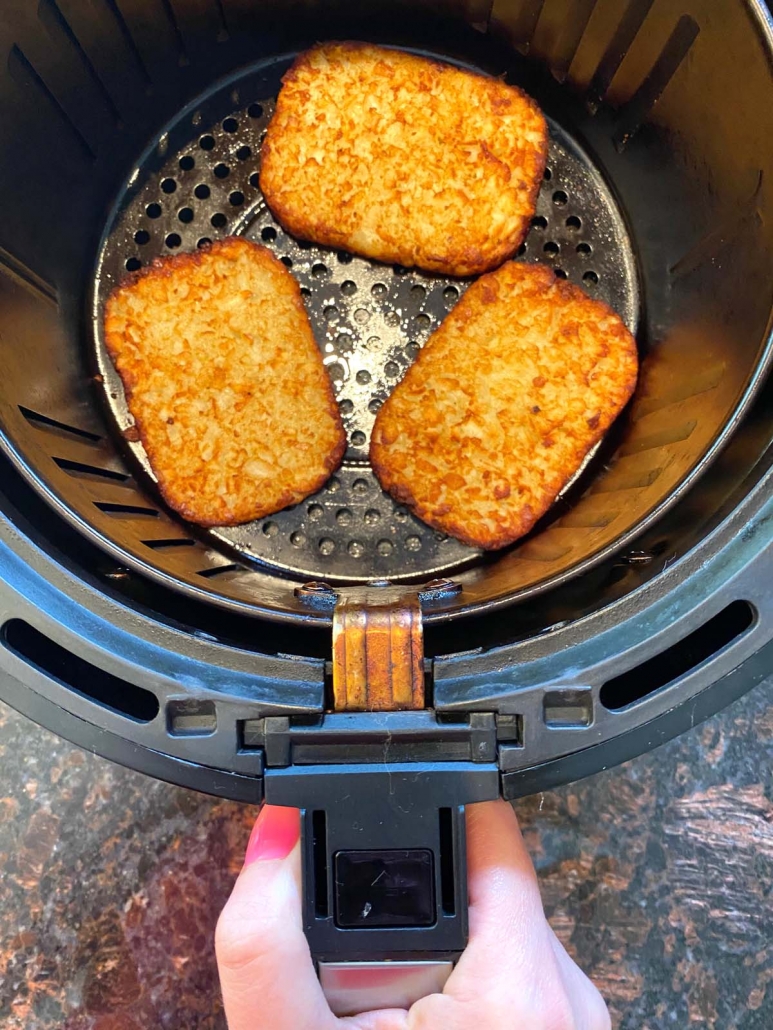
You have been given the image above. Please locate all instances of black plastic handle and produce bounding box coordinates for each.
[264,761,499,1009]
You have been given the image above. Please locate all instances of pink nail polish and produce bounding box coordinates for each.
[244,805,300,865]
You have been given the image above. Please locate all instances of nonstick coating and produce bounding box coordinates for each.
[93,54,640,585]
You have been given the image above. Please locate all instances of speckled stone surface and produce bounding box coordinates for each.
[1,683,772,1029]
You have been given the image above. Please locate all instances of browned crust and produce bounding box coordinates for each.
[104,237,345,526]
[370,262,639,550]
[260,42,548,277]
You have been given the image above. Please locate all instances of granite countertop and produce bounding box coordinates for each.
[1,682,772,1030]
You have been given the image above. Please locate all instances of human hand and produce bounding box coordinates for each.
[216,799,610,1030]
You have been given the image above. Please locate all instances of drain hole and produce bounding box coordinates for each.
[576,242,592,255]
[2,619,159,722]
[553,190,568,206]
[543,167,552,181]
[134,229,150,245]
[600,601,754,711]
[543,241,559,256]
[261,226,277,241]
[178,207,194,224]
[583,270,599,285]
[566,215,581,230]
[531,215,548,230]
[161,177,177,194]
[198,237,212,249]
[146,203,162,219]
[214,163,230,179]
[249,172,260,188]
[229,191,245,207]
[211,212,227,229]
[248,102,263,118]
[199,134,215,150]
[126,257,142,272]
[194,183,211,200]
[236,145,252,161]
[166,233,182,249]
[281,256,293,268]
[222,117,239,133]
[179,155,195,171]
[554,268,567,279]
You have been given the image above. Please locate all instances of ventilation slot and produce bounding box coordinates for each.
[0,247,57,303]
[37,0,121,126]
[19,405,101,442]
[312,810,329,918]
[2,619,159,722]
[94,501,159,518]
[196,563,243,578]
[439,808,456,916]
[600,601,754,711]
[614,15,700,149]
[159,0,189,65]
[143,537,197,549]
[589,0,657,105]
[7,45,95,161]
[53,457,129,482]
[102,0,152,87]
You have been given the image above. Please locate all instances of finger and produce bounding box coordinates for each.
[341,1008,409,1030]
[432,800,573,1027]
[455,800,556,986]
[216,805,336,1030]
[549,929,611,1030]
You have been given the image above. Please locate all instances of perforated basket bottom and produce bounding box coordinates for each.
[93,53,639,584]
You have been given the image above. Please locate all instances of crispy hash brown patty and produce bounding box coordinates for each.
[260,42,548,277]
[370,263,639,550]
[103,237,345,526]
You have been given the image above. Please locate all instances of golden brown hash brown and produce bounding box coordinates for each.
[103,237,345,526]
[260,42,548,277]
[370,263,638,550]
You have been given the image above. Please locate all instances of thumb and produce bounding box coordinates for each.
[216,805,336,1030]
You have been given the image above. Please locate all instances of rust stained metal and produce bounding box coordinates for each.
[332,588,425,711]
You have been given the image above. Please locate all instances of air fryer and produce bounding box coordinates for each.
[1,0,773,1010]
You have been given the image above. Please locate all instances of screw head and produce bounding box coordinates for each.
[295,581,338,608]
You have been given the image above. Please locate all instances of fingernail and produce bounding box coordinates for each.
[244,805,300,866]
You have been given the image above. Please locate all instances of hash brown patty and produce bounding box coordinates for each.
[260,42,548,277]
[103,237,345,526]
[370,262,638,550]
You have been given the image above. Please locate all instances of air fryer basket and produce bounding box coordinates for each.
[1,0,773,792]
